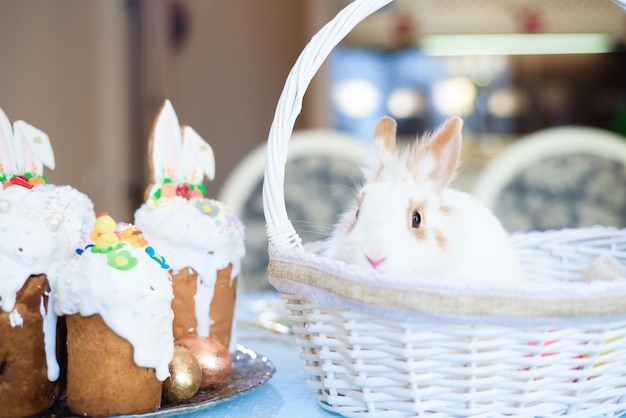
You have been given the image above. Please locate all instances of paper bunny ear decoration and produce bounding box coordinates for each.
[0,107,15,181]
[0,106,55,188]
[182,126,215,184]
[145,100,216,201]
[13,120,55,175]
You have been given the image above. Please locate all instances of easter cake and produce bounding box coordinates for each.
[0,107,94,417]
[135,100,245,351]
[0,186,70,418]
[55,213,174,416]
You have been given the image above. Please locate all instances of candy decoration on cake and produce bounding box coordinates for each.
[135,100,245,352]
[90,212,122,251]
[55,215,174,416]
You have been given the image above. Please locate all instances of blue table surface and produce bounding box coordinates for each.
[171,292,337,418]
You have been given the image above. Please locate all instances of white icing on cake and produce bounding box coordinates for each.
[0,185,72,381]
[31,184,96,249]
[54,229,175,381]
[134,197,245,339]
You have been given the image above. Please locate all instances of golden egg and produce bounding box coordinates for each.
[175,335,233,388]
[163,345,202,403]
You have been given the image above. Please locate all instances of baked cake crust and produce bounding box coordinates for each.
[0,274,61,418]
[65,314,162,416]
[172,264,238,349]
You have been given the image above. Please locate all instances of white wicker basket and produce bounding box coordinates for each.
[263,0,626,416]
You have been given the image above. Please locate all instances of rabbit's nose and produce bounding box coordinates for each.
[366,255,387,269]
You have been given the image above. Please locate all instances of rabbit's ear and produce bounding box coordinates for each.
[13,120,55,176]
[373,116,397,152]
[181,125,215,184]
[363,116,399,182]
[419,117,462,192]
[0,107,16,178]
[148,100,182,185]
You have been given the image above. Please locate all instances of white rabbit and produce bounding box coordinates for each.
[0,106,55,189]
[145,100,215,200]
[325,116,526,284]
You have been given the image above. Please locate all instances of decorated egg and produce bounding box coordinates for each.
[163,345,202,403]
[175,335,232,388]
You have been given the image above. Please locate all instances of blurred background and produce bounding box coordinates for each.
[1,0,626,290]
[0,0,335,220]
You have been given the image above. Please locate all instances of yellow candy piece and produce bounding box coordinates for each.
[114,256,128,267]
[201,203,213,214]
[93,213,117,233]
[94,232,120,251]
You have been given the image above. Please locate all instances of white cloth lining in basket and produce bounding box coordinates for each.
[268,227,626,328]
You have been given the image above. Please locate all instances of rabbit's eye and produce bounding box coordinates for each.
[355,209,360,220]
[411,211,421,228]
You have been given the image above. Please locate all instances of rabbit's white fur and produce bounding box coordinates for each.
[326,116,525,284]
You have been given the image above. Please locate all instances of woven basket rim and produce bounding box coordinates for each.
[268,226,626,325]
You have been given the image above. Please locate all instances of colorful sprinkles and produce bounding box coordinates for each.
[77,213,169,270]
[145,246,169,269]
[151,178,206,201]
[1,173,48,189]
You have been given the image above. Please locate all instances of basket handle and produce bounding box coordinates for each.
[263,0,393,249]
